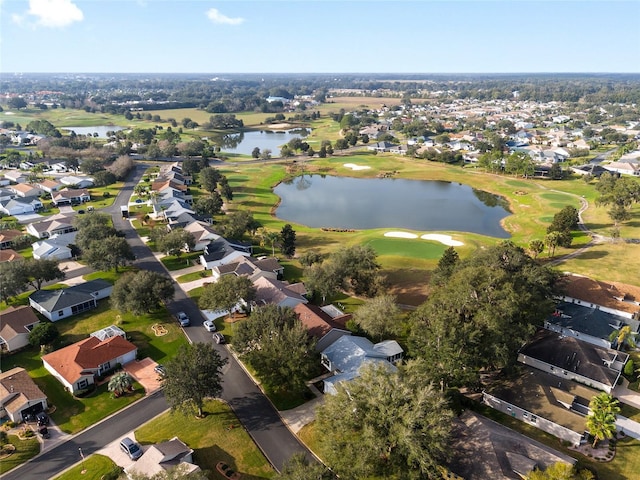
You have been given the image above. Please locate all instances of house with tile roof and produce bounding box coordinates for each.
[42,335,137,394]
[125,437,200,479]
[294,303,352,351]
[0,305,40,352]
[0,367,48,423]
[29,279,113,321]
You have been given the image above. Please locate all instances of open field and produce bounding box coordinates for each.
[135,399,275,479]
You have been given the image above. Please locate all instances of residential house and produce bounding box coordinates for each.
[0,249,23,263]
[294,303,352,351]
[60,175,94,189]
[32,231,78,260]
[448,411,576,480]
[557,274,640,318]
[0,229,23,249]
[483,366,594,447]
[252,276,308,309]
[0,196,43,216]
[518,328,628,394]
[181,221,219,251]
[0,306,40,352]
[52,188,91,206]
[604,158,640,177]
[29,279,113,321]
[125,437,200,479]
[367,141,397,152]
[199,238,252,270]
[389,144,409,155]
[570,164,609,178]
[27,218,76,239]
[0,187,15,200]
[3,171,29,184]
[320,335,404,394]
[42,334,137,394]
[9,183,41,198]
[36,179,64,194]
[0,367,48,423]
[211,255,284,282]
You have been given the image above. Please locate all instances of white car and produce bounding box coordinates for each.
[203,320,217,332]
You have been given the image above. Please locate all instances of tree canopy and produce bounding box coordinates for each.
[315,362,453,479]
[409,242,559,389]
[163,342,227,417]
[198,275,255,318]
[233,305,317,394]
[352,294,401,340]
[83,236,135,272]
[111,270,175,314]
[29,321,59,348]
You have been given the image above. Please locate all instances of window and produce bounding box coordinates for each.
[58,310,64,317]
[531,415,537,423]
[77,379,88,389]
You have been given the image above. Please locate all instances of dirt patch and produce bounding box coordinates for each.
[223,313,248,324]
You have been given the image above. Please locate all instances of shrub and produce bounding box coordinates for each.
[103,191,111,198]
[102,466,124,480]
[0,430,8,445]
[624,359,635,377]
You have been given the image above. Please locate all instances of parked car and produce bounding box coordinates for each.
[216,462,241,480]
[36,412,49,426]
[154,364,167,379]
[38,426,50,439]
[213,333,226,344]
[176,311,190,327]
[120,437,143,460]
[203,320,217,332]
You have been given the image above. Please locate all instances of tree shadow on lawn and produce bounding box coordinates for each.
[128,330,169,362]
[569,250,609,261]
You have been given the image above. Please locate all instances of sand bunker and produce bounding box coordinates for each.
[384,231,418,239]
[343,163,371,171]
[420,234,464,246]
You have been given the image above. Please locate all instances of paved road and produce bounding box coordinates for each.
[108,166,311,471]
[0,392,169,480]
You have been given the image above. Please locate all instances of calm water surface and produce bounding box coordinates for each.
[63,126,124,138]
[217,129,310,155]
[274,175,511,238]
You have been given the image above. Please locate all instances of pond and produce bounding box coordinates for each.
[62,126,124,138]
[214,128,310,156]
[273,175,511,238]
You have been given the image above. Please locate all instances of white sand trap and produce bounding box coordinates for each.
[384,231,418,239]
[343,163,371,171]
[4,111,15,115]
[420,234,464,246]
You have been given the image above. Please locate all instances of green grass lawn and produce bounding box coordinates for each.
[365,236,448,260]
[0,434,40,475]
[135,399,275,479]
[52,454,121,480]
[161,252,201,271]
[176,270,211,283]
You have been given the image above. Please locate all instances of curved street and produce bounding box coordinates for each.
[2,164,312,480]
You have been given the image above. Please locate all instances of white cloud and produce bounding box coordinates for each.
[22,0,84,28]
[206,8,244,26]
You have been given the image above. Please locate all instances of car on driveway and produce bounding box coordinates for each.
[203,320,217,332]
[38,426,50,439]
[120,437,143,460]
[216,462,241,479]
[213,333,226,344]
[154,364,167,379]
[176,311,190,327]
[36,412,49,425]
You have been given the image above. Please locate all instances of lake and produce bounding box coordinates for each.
[273,175,511,238]
[63,126,124,138]
[215,128,310,156]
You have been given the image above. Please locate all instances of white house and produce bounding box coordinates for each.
[60,175,94,188]
[29,279,113,321]
[27,219,76,239]
[0,306,40,352]
[0,368,48,423]
[42,335,137,395]
[0,197,42,216]
[32,231,78,260]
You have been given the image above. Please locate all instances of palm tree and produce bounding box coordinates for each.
[108,372,133,397]
[587,392,620,447]
[259,229,280,257]
[609,325,637,350]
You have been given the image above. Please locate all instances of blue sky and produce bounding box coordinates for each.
[1,0,639,73]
